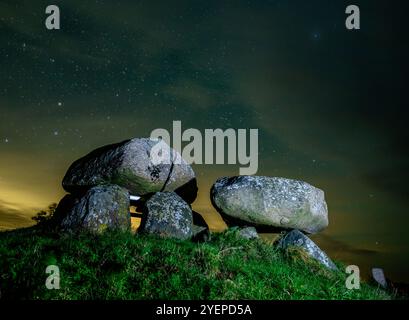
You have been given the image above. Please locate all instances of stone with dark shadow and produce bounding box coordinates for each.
[62,138,197,203]
[192,225,209,242]
[191,211,211,242]
[277,229,337,270]
[139,192,193,240]
[59,185,131,234]
[52,194,80,226]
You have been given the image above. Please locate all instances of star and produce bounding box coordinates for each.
[312,32,321,40]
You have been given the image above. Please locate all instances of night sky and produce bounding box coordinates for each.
[1,0,409,281]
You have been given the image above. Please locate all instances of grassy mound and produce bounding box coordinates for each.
[0,227,392,300]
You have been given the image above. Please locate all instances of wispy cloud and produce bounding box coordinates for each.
[0,199,34,231]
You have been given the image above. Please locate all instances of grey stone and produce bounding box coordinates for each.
[277,229,337,270]
[192,225,210,242]
[372,268,388,289]
[211,176,328,234]
[237,227,259,240]
[59,185,131,234]
[62,138,197,203]
[139,192,193,240]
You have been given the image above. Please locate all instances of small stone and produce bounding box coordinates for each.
[372,268,388,289]
[192,225,210,242]
[277,229,337,270]
[237,227,259,240]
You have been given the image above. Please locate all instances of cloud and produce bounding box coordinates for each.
[312,233,379,257]
[0,199,34,230]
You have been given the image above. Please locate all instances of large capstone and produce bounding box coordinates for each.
[139,192,193,240]
[62,138,197,203]
[59,185,131,234]
[277,229,337,270]
[211,176,328,234]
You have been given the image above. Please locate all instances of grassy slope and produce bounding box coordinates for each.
[0,227,392,300]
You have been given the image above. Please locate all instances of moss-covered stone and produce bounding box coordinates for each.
[59,185,131,234]
[139,192,193,240]
[211,176,328,234]
[62,138,197,203]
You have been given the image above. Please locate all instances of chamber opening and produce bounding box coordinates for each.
[130,205,142,233]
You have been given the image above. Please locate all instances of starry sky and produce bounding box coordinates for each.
[1,0,409,282]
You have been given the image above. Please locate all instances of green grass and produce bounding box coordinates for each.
[0,226,393,300]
